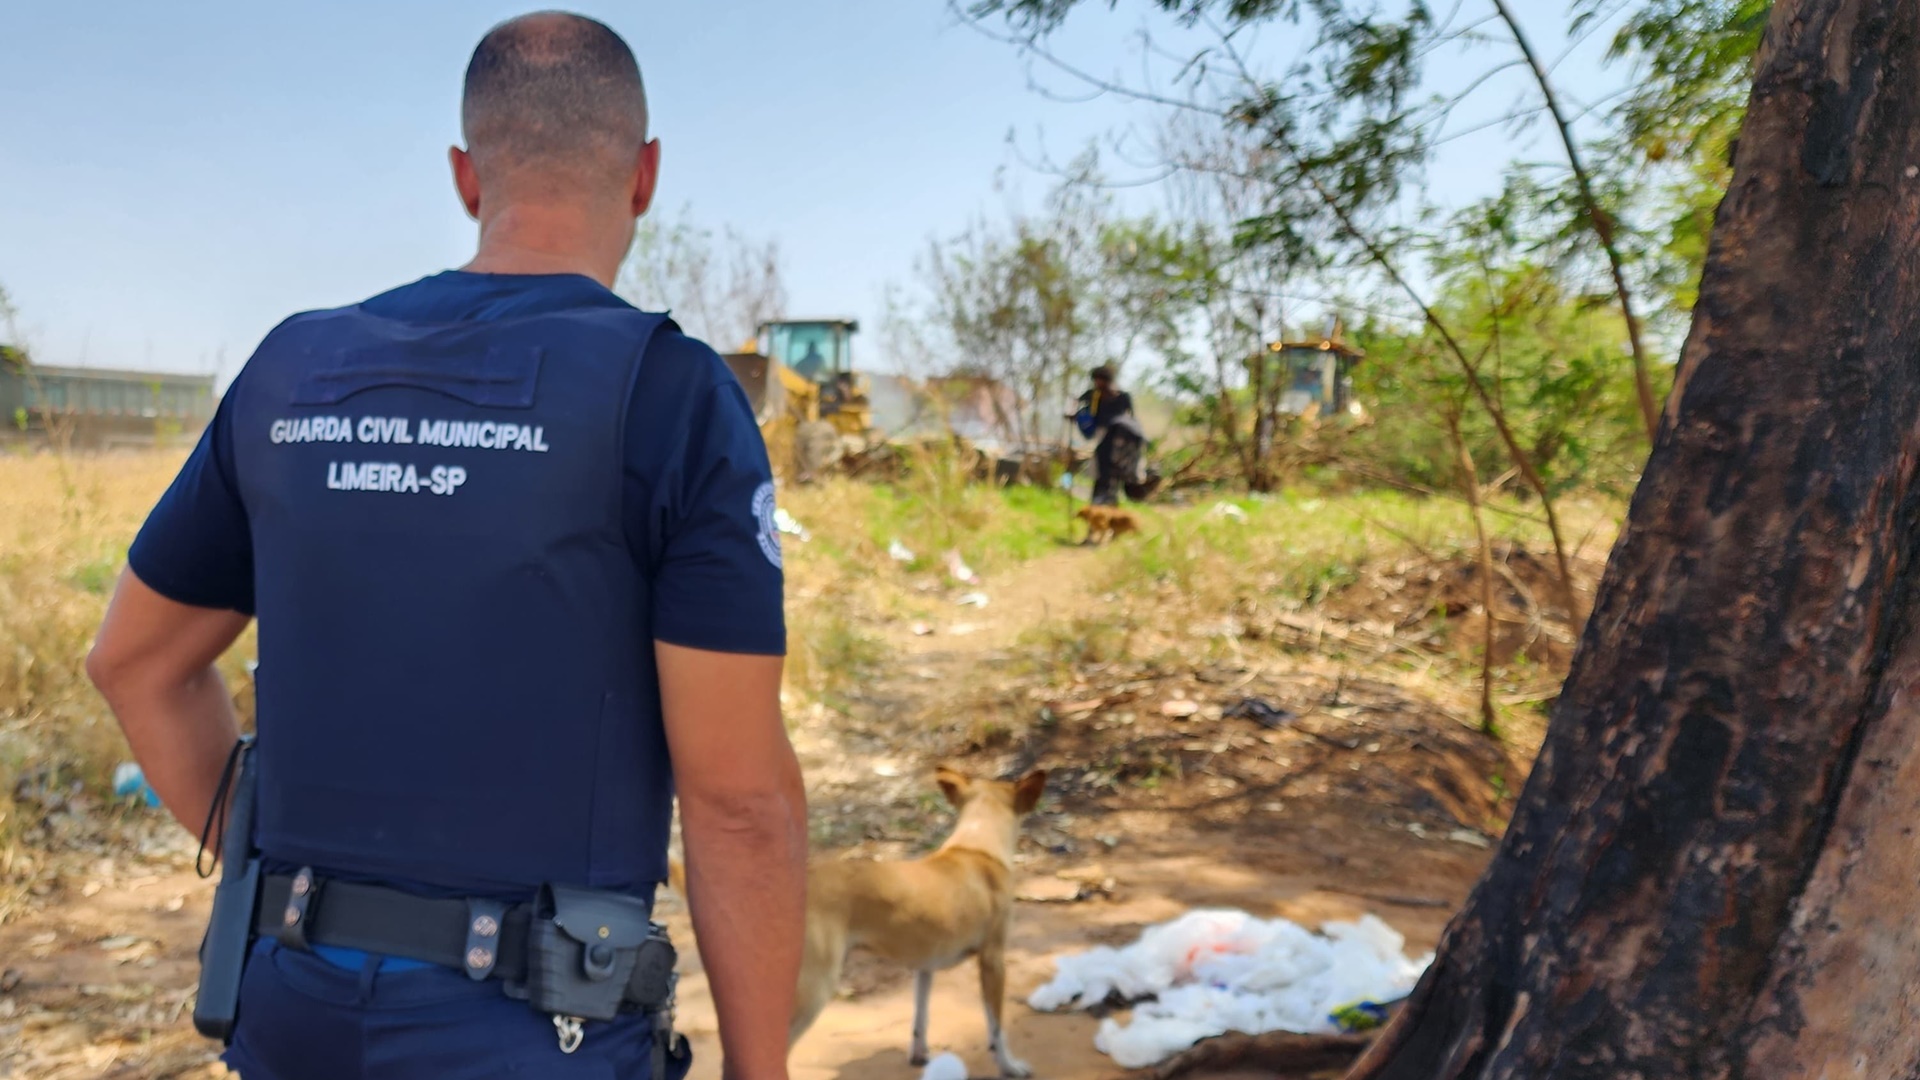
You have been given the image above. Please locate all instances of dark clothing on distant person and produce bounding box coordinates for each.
[1073,386,1146,506]
[1095,429,1146,506]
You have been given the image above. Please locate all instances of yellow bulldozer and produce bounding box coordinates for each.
[722,318,875,480]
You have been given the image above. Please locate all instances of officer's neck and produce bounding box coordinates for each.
[462,202,632,288]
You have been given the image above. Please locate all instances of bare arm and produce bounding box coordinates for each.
[657,641,807,1080]
[87,569,250,836]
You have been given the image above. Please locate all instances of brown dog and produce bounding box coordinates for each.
[797,767,1046,1077]
[1076,504,1140,545]
[671,768,1047,1077]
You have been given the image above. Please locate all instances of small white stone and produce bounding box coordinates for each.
[920,1053,969,1080]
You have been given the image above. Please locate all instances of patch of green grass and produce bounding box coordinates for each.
[780,465,1077,584]
[66,553,120,596]
[1099,486,1592,611]
[862,476,1066,573]
[1489,770,1512,804]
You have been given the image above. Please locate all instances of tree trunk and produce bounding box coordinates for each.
[1349,2,1920,1077]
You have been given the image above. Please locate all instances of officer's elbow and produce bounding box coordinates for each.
[86,632,187,708]
[85,638,132,698]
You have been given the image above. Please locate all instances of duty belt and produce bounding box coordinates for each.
[256,871,669,1004]
[256,869,685,1067]
[263,873,514,979]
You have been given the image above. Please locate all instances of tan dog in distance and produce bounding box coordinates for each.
[1077,504,1140,545]
[670,767,1047,1077]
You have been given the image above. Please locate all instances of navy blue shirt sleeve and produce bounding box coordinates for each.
[626,331,786,656]
[126,384,256,614]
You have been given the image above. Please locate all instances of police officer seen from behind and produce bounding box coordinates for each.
[86,12,807,1079]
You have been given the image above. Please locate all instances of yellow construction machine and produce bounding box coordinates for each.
[721,318,875,480]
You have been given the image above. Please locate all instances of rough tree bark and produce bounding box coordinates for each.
[1347,1,1920,1076]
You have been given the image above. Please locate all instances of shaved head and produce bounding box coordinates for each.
[461,11,649,197]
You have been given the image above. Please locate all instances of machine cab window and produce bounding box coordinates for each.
[763,320,855,388]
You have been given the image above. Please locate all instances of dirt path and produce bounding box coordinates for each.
[0,545,1503,1079]
[788,546,1100,800]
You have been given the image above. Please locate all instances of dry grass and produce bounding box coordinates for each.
[0,448,1624,923]
[0,451,244,917]
[1,455,171,779]
[780,474,1624,754]
[776,448,1068,706]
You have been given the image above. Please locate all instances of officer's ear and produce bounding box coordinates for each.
[630,138,662,219]
[450,146,482,220]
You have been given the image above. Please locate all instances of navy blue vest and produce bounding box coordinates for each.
[229,304,672,898]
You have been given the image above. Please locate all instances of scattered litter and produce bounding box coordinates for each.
[919,1052,968,1080]
[1209,502,1249,522]
[1222,698,1296,729]
[1159,700,1201,719]
[1029,909,1429,1068]
[773,508,810,542]
[946,550,979,584]
[873,763,901,778]
[956,592,990,608]
[1330,999,1393,1033]
[910,622,935,637]
[889,539,916,563]
[1058,471,1077,491]
[111,763,161,809]
[1447,829,1492,849]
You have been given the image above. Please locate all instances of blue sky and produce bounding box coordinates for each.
[0,1,1624,383]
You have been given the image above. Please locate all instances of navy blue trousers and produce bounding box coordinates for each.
[224,941,682,1079]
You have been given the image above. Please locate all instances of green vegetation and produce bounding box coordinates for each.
[775,465,1612,731]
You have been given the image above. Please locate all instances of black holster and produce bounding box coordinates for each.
[512,883,675,1022]
[512,883,687,1075]
[193,736,261,1043]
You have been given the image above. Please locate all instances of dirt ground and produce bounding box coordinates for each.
[0,546,1532,1080]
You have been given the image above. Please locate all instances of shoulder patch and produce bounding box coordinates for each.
[752,481,782,569]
